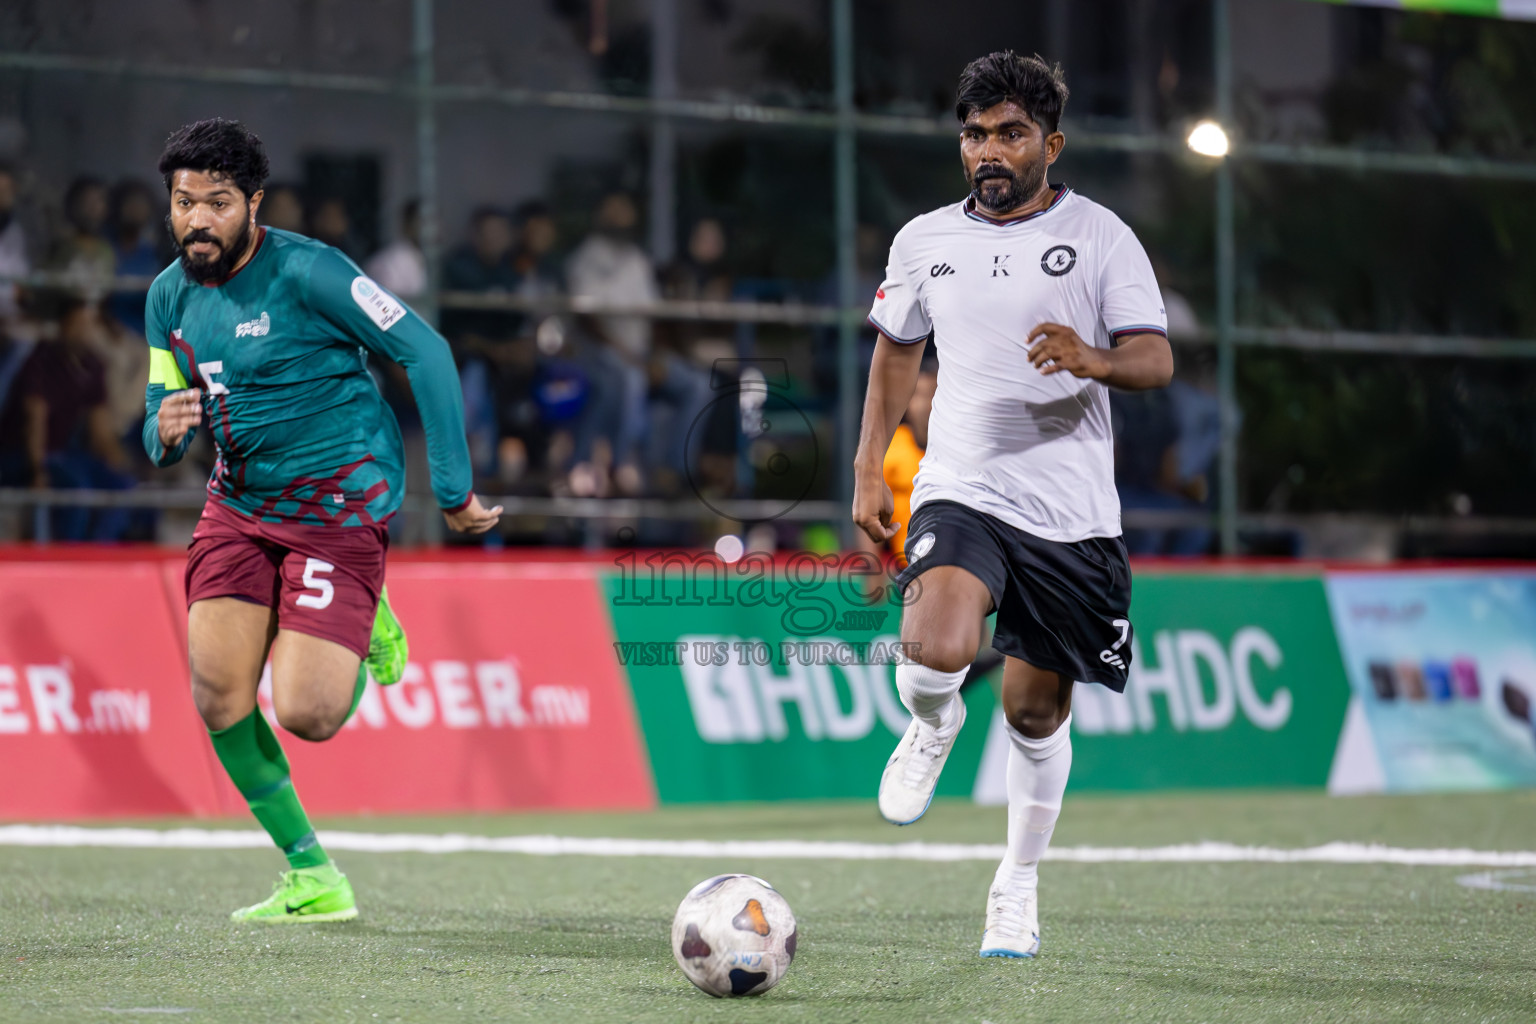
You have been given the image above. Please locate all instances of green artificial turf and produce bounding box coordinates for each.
[2,791,1534,1023]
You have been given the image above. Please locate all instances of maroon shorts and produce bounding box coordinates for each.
[185,499,388,659]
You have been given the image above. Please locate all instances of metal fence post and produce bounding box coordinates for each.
[833,0,858,549]
[414,0,446,546]
[649,0,678,266]
[1214,0,1239,555]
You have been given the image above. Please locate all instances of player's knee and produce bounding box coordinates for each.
[274,704,345,743]
[1003,690,1068,740]
[189,671,248,731]
[910,636,976,675]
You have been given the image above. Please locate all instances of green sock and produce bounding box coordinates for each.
[346,662,368,723]
[209,710,330,871]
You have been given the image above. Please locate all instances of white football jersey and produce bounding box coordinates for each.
[868,187,1166,543]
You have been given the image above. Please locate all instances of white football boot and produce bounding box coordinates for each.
[980,877,1041,958]
[877,696,966,825]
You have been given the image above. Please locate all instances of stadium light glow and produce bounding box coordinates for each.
[1187,120,1230,158]
[713,534,745,564]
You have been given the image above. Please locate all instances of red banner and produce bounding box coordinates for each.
[0,562,225,818]
[2,558,655,819]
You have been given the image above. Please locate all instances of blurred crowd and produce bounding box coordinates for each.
[0,166,1219,553]
[0,170,758,543]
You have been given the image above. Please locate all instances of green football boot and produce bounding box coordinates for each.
[365,585,408,686]
[230,865,357,924]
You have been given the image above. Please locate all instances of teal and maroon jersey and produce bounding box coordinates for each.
[142,227,472,526]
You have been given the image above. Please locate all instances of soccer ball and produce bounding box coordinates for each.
[671,873,797,997]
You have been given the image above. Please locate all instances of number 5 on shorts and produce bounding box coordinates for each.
[296,558,336,609]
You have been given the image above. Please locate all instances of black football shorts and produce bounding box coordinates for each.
[894,499,1135,690]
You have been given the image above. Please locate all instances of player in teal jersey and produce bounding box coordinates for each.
[144,118,502,923]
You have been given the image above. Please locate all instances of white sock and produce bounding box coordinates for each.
[995,713,1072,890]
[895,662,968,740]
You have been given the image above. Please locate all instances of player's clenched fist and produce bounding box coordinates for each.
[157,388,203,446]
[443,494,504,535]
[852,473,900,545]
[1026,322,1112,380]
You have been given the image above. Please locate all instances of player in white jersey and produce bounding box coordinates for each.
[853,51,1173,959]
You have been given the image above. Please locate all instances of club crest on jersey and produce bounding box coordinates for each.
[909,531,936,561]
[234,311,270,338]
[1041,245,1077,277]
[351,276,406,331]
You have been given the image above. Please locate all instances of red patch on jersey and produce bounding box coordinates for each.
[876,288,885,300]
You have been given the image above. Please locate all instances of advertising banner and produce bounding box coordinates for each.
[0,559,654,821]
[0,562,225,818]
[238,564,657,815]
[1324,571,1536,793]
[974,573,1353,797]
[602,557,996,803]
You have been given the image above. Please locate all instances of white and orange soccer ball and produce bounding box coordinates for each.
[670,874,797,997]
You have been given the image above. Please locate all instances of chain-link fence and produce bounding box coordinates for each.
[1,0,1533,556]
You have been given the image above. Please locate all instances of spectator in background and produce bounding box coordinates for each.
[365,199,426,307]
[511,200,561,297]
[661,217,738,497]
[443,206,524,478]
[106,178,163,335]
[1110,272,1219,556]
[566,191,709,496]
[309,197,362,262]
[0,165,29,328]
[49,177,115,291]
[259,183,306,234]
[1111,383,1212,556]
[504,201,615,497]
[664,217,732,306]
[0,295,136,540]
[814,223,888,398]
[364,199,429,460]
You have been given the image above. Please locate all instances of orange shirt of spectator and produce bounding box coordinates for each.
[883,423,923,557]
[880,364,937,558]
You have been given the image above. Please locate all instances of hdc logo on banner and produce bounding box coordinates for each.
[968,574,1354,801]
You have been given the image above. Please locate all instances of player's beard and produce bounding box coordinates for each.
[969,151,1049,215]
[173,217,253,285]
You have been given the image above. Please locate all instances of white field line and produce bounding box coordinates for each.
[0,825,1534,867]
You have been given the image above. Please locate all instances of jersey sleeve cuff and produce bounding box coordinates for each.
[442,492,475,514]
[1109,325,1168,340]
[867,314,931,345]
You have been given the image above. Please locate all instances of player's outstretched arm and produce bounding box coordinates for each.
[1026,323,1173,391]
[853,333,927,544]
[306,249,501,533]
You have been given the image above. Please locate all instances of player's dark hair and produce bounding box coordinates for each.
[157,118,269,199]
[954,51,1069,135]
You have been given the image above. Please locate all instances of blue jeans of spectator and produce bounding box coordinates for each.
[460,357,498,477]
[569,341,634,467]
[645,353,712,477]
[45,451,137,541]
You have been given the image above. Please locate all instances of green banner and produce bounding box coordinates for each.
[1059,574,1352,791]
[603,561,995,803]
[604,562,1352,801]
[1307,0,1533,22]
